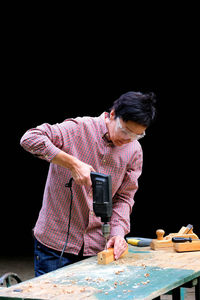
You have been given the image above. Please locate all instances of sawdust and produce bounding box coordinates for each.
[114,249,200,271]
[1,280,99,300]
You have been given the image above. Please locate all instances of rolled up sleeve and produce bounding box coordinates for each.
[20,123,64,162]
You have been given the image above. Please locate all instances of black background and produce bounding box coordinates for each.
[1,5,199,255]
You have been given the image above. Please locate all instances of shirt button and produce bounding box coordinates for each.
[90,210,94,215]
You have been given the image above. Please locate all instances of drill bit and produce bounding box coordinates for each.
[105,237,108,251]
[102,223,110,251]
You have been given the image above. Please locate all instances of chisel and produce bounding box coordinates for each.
[172,237,200,243]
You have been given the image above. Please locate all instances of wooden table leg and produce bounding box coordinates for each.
[195,277,200,300]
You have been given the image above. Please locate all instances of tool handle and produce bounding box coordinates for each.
[172,237,192,243]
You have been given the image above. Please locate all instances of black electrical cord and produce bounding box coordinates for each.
[58,177,73,268]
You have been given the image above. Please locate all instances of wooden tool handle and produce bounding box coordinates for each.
[156,229,165,240]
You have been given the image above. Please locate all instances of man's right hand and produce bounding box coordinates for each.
[70,159,95,186]
[52,150,95,186]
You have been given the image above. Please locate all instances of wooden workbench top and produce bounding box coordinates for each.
[0,246,200,300]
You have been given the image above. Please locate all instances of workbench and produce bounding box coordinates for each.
[0,245,199,299]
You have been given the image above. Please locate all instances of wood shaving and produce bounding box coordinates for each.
[141,280,150,285]
[66,290,74,294]
[115,269,124,275]
[85,277,92,281]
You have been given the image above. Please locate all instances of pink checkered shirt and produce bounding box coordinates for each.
[20,112,143,256]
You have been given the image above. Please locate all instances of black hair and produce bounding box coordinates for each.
[110,91,157,127]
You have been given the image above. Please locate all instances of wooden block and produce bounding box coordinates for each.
[97,246,128,265]
[174,241,200,252]
[151,239,172,250]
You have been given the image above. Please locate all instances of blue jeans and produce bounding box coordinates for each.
[34,238,89,277]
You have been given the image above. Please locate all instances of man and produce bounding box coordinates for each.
[20,91,156,276]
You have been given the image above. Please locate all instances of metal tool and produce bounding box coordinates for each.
[91,172,112,249]
[172,237,200,243]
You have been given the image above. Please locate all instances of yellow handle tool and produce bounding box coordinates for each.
[126,237,152,247]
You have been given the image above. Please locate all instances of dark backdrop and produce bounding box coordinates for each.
[2,6,199,255]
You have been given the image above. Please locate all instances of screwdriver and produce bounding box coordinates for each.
[172,237,200,243]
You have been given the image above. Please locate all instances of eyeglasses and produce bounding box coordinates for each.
[116,117,146,140]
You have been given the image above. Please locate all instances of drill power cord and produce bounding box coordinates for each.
[58,177,73,268]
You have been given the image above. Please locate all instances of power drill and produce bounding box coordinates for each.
[91,172,112,244]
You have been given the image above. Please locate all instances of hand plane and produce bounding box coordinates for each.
[150,224,199,250]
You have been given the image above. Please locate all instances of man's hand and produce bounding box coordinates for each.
[71,159,95,186]
[52,151,95,186]
[106,236,128,260]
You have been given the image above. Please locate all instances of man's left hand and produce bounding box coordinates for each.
[106,236,127,260]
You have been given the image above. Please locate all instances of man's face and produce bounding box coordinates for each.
[108,110,147,146]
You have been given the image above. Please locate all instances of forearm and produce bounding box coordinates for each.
[52,151,95,186]
[110,188,136,236]
[51,150,79,170]
[109,168,140,238]
[110,205,131,238]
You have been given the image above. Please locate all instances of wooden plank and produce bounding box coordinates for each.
[174,241,200,252]
[97,246,128,264]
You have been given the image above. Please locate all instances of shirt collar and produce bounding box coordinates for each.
[99,112,114,146]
